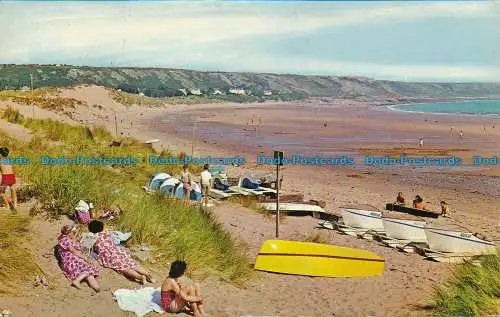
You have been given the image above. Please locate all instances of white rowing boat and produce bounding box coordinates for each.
[382,217,427,242]
[340,208,384,230]
[256,203,325,213]
[424,226,496,254]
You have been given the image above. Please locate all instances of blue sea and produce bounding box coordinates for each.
[389,100,500,116]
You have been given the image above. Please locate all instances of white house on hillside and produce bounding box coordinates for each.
[264,90,272,96]
[178,88,187,96]
[229,88,246,95]
[189,88,202,95]
[212,89,223,95]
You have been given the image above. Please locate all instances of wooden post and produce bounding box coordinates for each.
[274,150,283,238]
[191,122,197,157]
[30,73,34,118]
[276,162,280,238]
[114,111,118,137]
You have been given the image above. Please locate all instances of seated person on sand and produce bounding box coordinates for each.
[413,195,425,210]
[87,220,155,284]
[395,192,406,205]
[161,260,205,317]
[57,223,101,292]
[440,201,449,217]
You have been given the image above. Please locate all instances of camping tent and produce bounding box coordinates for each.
[159,177,180,196]
[149,172,171,190]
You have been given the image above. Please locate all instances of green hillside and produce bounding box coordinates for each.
[1,64,499,101]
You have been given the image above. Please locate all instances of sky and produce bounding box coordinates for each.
[0,1,499,82]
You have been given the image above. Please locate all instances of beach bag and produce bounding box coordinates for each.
[75,200,92,224]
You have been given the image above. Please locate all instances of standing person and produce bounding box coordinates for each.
[88,220,155,284]
[0,147,17,211]
[161,260,205,317]
[459,129,464,141]
[200,164,212,206]
[440,201,449,217]
[57,223,100,292]
[418,138,424,148]
[180,164,192,201]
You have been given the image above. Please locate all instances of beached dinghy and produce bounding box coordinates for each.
[382,215,427,242]
[256,202,325,213]
[424,226,496,254]
[340,208,384,230]
[255,240,384,277]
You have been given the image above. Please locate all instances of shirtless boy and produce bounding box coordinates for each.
[0,147,17,210]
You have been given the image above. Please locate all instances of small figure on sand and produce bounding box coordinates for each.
[200,164,212,206]
[450,126,453,135]
[459,129,463,141]
[57,223,101,292]
[323,122,327,128]
[161,260,205,317]
[0,147,17,211]
[395,192,406,205]
[180,164,192,201]
[418,138,424,148]
[440,201,449,217]
[88,220,155,284]
[413,195,425,210]
[483,125,487,134]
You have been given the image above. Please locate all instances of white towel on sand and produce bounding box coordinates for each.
[113,287,164,317]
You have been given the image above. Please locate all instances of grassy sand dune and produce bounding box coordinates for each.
[1,107,252,285]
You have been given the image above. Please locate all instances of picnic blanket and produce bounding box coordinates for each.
[112,287,164,317]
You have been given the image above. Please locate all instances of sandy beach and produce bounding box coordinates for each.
[1,85,499,316]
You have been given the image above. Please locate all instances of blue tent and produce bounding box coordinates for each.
[175,182,202,201]
[149,172,171,190]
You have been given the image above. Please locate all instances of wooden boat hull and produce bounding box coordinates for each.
[256,203,325,213]
[255,240,384,277]
[424,228,496,254]
[340,208,384,229]
[382,218,427,242]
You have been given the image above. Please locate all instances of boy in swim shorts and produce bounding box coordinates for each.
[0,147,17,211]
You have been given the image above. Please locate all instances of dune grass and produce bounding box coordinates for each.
[0,88,87,112]
[0,213,42,295]
[0,112,252,284]
[431,251,500,317]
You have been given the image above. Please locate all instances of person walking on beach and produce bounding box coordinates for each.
[0,147,17,211]
[418,138,424,148]
[200,164,212,206]
[180,164,192,201]
[459,129,464,141]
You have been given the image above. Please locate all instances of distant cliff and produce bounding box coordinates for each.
[1,64,499,101]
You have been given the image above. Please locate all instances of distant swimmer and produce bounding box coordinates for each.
[418,138,424,148]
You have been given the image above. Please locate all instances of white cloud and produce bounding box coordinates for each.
[0,1,497,81]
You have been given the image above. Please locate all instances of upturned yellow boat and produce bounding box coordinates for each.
[255,240,384,277]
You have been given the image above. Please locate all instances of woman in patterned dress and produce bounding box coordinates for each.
[57,223,100,292]
[88,220,155,284]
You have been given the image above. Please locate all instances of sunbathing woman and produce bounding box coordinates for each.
[161,260,205,317]
[87,220,155,284]
[57,223,100,292]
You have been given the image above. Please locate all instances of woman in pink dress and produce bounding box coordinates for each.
[88,220,154,284]
[57,223,100,292]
